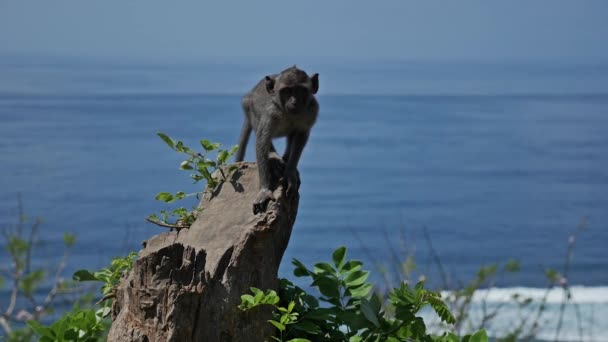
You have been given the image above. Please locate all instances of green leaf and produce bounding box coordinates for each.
[27,320,52,337]
[360,297,380,327]
[197,159,215,169]
[21,270,45,296]
[96,306,112,318]
[312,276,340,299]
[154,192,174,203]
[438,332,459,342]
[250,287,264,304]
[304,307,336,321]
[241,294,255,307]
[157,132,175,149]
[468,329,489,342]
[180,161,193,170]
[293,320,321,334]
[200,167,214,182]
[340,260,363,274]
[201,139,220,151]
[544,268,560,283]
[217,150,229,165]
[261,290,280,305]
[287,339,312,342]
[313,262,335,274]
[427,295,455,324]
[292,259,311,277]
[476,264,498,280]
[63,233,76,247]
[504,259,520,272]
[348,283,372,298]
[332,246,346,270]
[268,320,286,331]
[344,270,369,287]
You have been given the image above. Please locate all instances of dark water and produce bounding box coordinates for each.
[1,60,607,339]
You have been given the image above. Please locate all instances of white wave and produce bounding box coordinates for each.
[422,286,608,341]
[441,285,608,304]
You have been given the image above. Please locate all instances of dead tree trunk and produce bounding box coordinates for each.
[108,161,299,342]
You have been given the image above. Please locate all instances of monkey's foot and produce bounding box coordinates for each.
[253,188,275,214]
[283,171,300,195]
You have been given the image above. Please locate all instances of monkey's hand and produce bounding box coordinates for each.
[253,188,275,214]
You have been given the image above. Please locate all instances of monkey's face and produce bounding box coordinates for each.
[278,86,311,114]
[266,67,319,115]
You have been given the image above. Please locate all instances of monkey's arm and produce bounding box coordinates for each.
[235,118,251,162]
[283,131,309,192]
[253,118,276,214]
[282,135,292,163]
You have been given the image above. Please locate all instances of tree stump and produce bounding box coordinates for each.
[108,161,299,342]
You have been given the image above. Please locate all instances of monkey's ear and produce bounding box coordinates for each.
[310,73,319,94]
[265,76,275,94]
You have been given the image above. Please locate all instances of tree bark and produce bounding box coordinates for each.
[108,160,299,342]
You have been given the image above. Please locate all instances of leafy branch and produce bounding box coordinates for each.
[26,252,138,341]
[147,133,239,229]
[0,196,80,339]
[239,246,488,342]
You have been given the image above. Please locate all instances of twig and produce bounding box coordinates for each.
[398,229,413,282]
[5,253,20,319]
[23,218,43,309]
[16,193,23,237]
[382,228,404,285]
[422,227,449,289]
[96,293,116,305]
[35,247,70,320]
[554,217,587,342]
[521,279,554,341]
[351,228,392,290]
[145,217,190,230]
[24,218,41,275]
[0,316,11,335]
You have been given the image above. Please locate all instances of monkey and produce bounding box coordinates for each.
[235,66,319,214]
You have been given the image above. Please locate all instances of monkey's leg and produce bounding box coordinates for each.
[283,131,309,193]
[235,118,251,162]
[269,142,284,180]
[253,124,276,214]
[282,135,293,163]
[269,142,279,157]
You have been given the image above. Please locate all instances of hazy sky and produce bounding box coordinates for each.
[1,1,607,63]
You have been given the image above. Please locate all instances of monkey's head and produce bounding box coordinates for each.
[265,66,319,115]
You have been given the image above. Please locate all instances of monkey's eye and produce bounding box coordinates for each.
[293,87,307,99]
[280,87,293,96]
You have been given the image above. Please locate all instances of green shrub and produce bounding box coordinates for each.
[239,246,488,342]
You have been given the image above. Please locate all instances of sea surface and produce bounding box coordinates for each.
[0,58,607,340]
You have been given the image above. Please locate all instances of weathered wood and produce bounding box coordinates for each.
[108,161,299,342]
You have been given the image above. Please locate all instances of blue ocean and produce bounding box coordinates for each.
[0,58,607,340]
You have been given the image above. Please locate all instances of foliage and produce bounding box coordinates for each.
[147,132,239,228]
[72,252,138,298]
[359,223,589,342]
[0,197,82,340]
[239,246,488,342]
[27,308,108,342]
[20,252,137,342]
